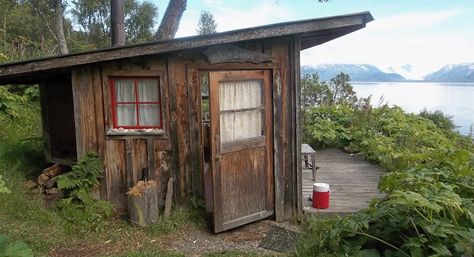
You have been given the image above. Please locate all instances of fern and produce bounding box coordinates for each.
[56,152,113,226]
[57,152,103,191]
[0,234,33,257]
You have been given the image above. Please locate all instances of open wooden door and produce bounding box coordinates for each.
[209,70,274,233]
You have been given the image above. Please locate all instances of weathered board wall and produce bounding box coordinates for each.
[71,58,172,210]
[70,36,302,220]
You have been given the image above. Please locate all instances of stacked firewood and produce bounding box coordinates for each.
[36,164,70,194]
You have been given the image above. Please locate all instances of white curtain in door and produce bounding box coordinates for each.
[219,80,263,142]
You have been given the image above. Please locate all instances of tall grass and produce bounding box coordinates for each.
[0,91,206,256]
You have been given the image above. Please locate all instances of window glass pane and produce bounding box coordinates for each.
[115,80,135,102]
[219,79,263,142]
[233,109,262,140]
[220,110,262,142]
[219,80,262,111]
[219,81,235,111]
[220,112,234,142]
[138,79,159,102]
[233,80,262,109]
[139,104,161,127]
[116,104,137,126]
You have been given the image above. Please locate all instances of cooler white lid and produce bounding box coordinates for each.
[313,182,330,192]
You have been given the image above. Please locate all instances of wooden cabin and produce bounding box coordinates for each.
[0,12,373,232]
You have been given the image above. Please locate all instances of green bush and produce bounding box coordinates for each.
[0,234,33,257]
[0,175,9,194]
[299,105,474,257]
[419,108,456,132]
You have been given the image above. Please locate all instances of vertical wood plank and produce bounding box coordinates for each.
[71,66,98,158]
[268,40,290,221]
[132,139,148,185]
[153,139,171,206]
[168,55,190,199]
[293,36,303,218]
[187,68,204,196]
[272,69,284,221]
[104,140,126,210]
[90,65,107,199]
[39,83,52,162]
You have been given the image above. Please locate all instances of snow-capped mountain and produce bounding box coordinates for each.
[301,64,406,82]
[424,63,474,82]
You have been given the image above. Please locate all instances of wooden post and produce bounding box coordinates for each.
[127,180,159,226]
[164,177,174,218]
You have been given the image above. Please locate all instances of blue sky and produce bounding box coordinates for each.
[149,0,474,79]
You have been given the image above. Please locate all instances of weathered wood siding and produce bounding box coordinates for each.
[71,37,301,219]
[71,58,172,210]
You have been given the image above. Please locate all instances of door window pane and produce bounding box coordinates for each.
[219,80,263,142]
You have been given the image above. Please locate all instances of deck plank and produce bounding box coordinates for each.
[303,148,385,215]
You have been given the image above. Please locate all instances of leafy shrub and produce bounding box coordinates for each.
[303,106,353,148]
[301,72,357,108]
[57,153,113,225]
[419,108,456,131]
[0,235,33,257]
[299,105,474,257]
[0,175,10,194]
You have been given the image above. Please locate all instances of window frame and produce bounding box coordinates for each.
[109,76,163,130]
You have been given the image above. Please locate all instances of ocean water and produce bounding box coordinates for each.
[351,82,474,135]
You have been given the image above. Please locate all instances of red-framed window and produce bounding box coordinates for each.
[110,77,163,129]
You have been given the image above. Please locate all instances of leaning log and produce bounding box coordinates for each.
[126,180,159,227]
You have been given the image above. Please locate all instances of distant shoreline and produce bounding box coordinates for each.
[351,81,474,84]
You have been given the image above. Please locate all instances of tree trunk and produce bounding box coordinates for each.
[55,0,68,54]
[127,181,159,226]
[155,0,187,40]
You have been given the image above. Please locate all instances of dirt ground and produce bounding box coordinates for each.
[49,220,300,257]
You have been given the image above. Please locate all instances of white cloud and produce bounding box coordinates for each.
[301,8,473,79]
[369,9,466,34]
[175,0,293,37]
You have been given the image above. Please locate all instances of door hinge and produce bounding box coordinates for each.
[212,154,223,161]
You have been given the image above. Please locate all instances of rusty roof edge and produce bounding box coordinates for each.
[0,11,373,77]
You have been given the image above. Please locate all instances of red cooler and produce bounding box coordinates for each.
[312,183,330,209]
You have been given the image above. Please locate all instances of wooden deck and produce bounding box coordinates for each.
[303,148,385,215]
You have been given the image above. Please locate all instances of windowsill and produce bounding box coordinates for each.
[107,128,166,137]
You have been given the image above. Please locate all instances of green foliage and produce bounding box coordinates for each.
[301,72,358,148]
[0,87,43,174]
[57,152,113,225]
[0,175,10,194]
[197,10,218,35]
[299,102,474,256]
[71,0,158,49]
[301,72,357,108]
[125,0,158,44]
[301,73,331,109]
[57,153,103,191]
[0,235,33,257]
[419,108,456,132]
[303,106,353,148]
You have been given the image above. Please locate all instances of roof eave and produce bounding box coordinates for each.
[0,11,373,84]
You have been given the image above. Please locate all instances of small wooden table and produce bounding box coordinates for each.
[302,144,317,181]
